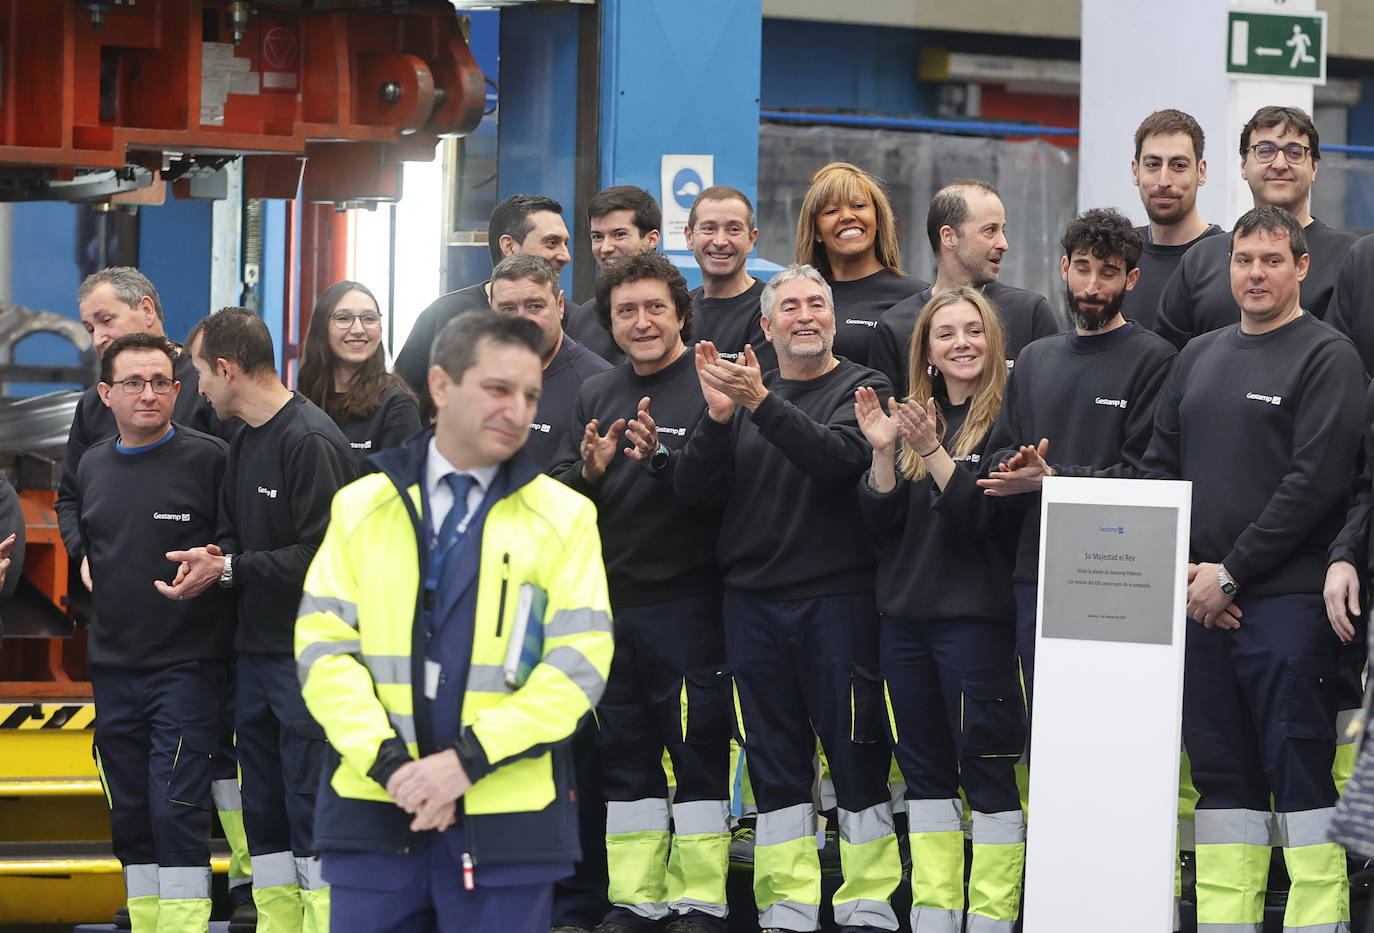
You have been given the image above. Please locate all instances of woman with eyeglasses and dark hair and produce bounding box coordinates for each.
[297,281,420,465]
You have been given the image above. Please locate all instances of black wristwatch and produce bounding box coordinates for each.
[644,443,670,474]
[1217,564,1237,598]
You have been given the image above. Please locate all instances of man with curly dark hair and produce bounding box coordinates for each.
[976,208,1178,716]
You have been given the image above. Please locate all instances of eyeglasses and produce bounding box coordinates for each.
[112,376,176,395]
[1247,142,1311,164]
[328,311,383,329]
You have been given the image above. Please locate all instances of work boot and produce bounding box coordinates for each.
[227,889,257,933]
[728,819,755,865]
[112,906,131,931]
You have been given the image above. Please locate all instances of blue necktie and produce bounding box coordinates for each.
[431,472,475,574]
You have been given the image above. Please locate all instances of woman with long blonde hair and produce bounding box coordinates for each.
[794,161,923,367]
[855,285,1025,932]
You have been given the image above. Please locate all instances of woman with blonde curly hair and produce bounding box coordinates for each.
[855,286,1025,933]
[794,161,924,367]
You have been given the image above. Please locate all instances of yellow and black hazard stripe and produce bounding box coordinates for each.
[0,702,96,730]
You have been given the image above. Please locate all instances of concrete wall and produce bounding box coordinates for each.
[764,0,1374,60]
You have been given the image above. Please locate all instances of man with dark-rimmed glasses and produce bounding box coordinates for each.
[74,332,238,932]
[1157,105,1356,348]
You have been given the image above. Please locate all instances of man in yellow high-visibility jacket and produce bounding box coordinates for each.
[296,310,613,933]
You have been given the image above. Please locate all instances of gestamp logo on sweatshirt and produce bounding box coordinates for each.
[1245,392,1283,406]
[844,319,878,328]
[257,486,278,498]
[152,511,191,522]
[529,422,551,434]
[1095,396,1128,409]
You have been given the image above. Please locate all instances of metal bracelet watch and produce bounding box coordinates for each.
[1217,564,1237,598]
[218,553,235,588]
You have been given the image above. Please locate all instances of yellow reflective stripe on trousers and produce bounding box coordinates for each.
[671,798,729,836]
[298,592,359,629]
[907,797,962,834]
[124,863,160,899]
[1276,808,1336,848]
[295,854,327,891]
[1196,808,1274,845]
[968,810,1025,925]
[1195,808,1271,929]
[1277,808,1349,932]
[666,799,730,916]
[159,865,211,900]
[211,778,243,812]
[607,797,669,834]
[759,900,821,930]
[296,639,360,684]
[911,906,962,932]
[606,798,671,920]
[833,803,901,930]
[251,850,298,889]
[754,803,820,924]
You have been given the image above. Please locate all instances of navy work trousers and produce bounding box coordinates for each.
[325,846,554,933]
[1013,583,1038,718]
[880,616,1024,813]
[725,589,890,815]
[1184,593,1339,813]
[235,652,327,858]
[599,593,731,805]
[91,659,230,868]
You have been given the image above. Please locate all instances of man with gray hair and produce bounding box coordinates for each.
[488,254,609,469]
[58,266,228,560]
[675,264,900,932]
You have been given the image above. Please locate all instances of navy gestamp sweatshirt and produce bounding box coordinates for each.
[1143,313,1364,597]
[674,358,891,598]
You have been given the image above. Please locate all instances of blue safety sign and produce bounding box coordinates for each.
[672,168,704,210]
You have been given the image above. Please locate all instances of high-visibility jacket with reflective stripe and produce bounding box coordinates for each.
[296,431,612,860]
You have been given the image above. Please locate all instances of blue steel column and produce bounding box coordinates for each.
[496,4,581,298]
[599,0,763,286]
[598,0,761,203]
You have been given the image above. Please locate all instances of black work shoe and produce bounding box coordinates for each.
[592,923,643,933]
[818,827,841,873]
[113,906,131,931]
[666,916,726,933]
[551,927,593,933]
[228,896,258,933]
[729,822,755,865]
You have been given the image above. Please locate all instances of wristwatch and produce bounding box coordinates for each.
[1217,564,1237,598]
[644,443,670,474]
[219,553,235,589]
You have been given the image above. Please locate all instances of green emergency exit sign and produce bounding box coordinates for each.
[1226,10,1327,83]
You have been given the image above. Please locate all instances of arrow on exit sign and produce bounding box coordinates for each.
[1226,9,1327,84]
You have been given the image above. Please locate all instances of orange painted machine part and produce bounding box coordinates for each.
[3,490,90,700]
[0,1,486,202]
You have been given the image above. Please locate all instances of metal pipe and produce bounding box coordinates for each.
[760,112,1374,156]
[759,109,1079,138]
